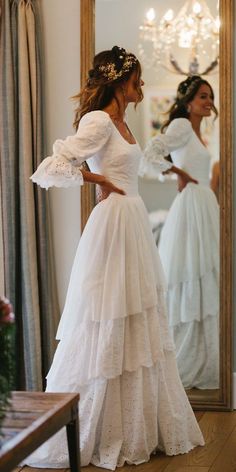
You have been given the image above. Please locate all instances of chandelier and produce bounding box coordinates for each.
[138,0,220,76]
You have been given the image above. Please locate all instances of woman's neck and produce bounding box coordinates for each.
[103,93,127,123]
[190,115,202,135]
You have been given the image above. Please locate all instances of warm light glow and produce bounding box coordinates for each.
[163,9,174,22]
[138,0,219,75]
[146,8,155,23]
[193,2,202,15]
[187,16,194,26]
[179,30,194,48]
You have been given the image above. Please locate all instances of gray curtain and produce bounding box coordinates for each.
[0,0,60,390]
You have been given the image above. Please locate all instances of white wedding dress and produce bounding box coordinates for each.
[141,118,219,390]
[25,111,204,470]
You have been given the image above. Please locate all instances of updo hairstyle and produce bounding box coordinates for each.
[162,75,218,132]
[73,46,143,129]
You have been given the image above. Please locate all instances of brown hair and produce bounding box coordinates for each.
[72,46,143,130]
[162,75,218,132]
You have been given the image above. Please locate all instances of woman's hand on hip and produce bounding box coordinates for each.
[81,169,125,200]
[96,177,125,201]
[177,174,198,192]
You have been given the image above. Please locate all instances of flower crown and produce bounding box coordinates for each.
[98,48,137,81]
[177,75,202,99]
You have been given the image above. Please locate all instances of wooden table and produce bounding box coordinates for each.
[0,391,80,472]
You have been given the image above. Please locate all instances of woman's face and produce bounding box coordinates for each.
[188,83,214,118]
[124,70,144,103]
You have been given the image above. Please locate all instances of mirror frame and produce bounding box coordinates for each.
[80,0,234,410]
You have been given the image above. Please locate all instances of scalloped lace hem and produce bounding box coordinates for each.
[25,354,204,470]
[47,306,176,387]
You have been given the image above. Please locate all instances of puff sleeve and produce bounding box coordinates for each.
[30,111,113,189]
[139,118,192,179]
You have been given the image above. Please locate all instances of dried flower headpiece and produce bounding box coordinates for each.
[177,75,202,100]
[98,47,137,81]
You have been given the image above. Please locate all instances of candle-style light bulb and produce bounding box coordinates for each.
[193,2,202,15]
[146,8,156,22]
[164,9,174,22]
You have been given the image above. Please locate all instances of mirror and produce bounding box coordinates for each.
[80,0,233,410]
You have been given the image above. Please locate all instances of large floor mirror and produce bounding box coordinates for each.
[80,0,233,410]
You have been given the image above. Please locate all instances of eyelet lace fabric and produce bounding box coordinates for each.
[144,139,171,168]
[30,111,113,189]
[25,283,204,470]
[139,139,172,179]
[26,112,205,470]
[30,155,84,189]
[46,303,175,388]
[139,118,193,180]
[25,351,204,470]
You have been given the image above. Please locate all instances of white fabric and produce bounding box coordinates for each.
[148,210,168,246]
[139,118,191,179]
[165,119,212,186]
[30,110,113,189]
[150,118,220,389]
[171,317,219,389]
[25,111,204,470]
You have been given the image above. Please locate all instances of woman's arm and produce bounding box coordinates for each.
[80,168,125,197]
[140,118,195,182]
[31,112,114,190]
[163,165,198,192]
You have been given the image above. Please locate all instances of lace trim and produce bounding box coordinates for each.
[30,155,84,189]
[46,155,81,176]
[47,306,176,388]
[144,138,172,169]
[25,356,204,470]
[139,140,172,179]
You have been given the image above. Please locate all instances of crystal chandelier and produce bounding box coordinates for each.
[138,0,220,75]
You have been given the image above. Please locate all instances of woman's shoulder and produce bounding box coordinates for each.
[166,117,192,134]
[79,110,112,127]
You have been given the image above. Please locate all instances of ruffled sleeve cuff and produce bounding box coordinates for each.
[30,155,84,190]
[139,139,172,179]
[30,111,113,189]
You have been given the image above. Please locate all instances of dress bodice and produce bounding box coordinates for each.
[140,118,212,187]
[30,110,171,193]
[87,119,142,196]
[166,122,211,187]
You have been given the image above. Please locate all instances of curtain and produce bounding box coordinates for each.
[0,0,60,390]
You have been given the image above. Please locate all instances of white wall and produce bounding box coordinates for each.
[40,0,81,311]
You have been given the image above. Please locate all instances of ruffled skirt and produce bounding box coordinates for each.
[159,184,219,389]
[25,193,204,470]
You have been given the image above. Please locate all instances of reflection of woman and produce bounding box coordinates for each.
[25,49,204,469]
[141,75,219,390]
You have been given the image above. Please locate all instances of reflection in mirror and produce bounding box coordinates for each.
[141,76,220,393]
[96,0,221,401]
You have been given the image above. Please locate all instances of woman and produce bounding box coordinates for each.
[26,48,204,470]
[140,75,219,390]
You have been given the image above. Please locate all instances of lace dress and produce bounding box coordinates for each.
[140,118,219,390]
[25,111,204,470]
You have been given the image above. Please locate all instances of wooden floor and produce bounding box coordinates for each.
[15,411,236,472]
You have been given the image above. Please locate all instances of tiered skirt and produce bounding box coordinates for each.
[25,193,204,470]
[159,184,219,389]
